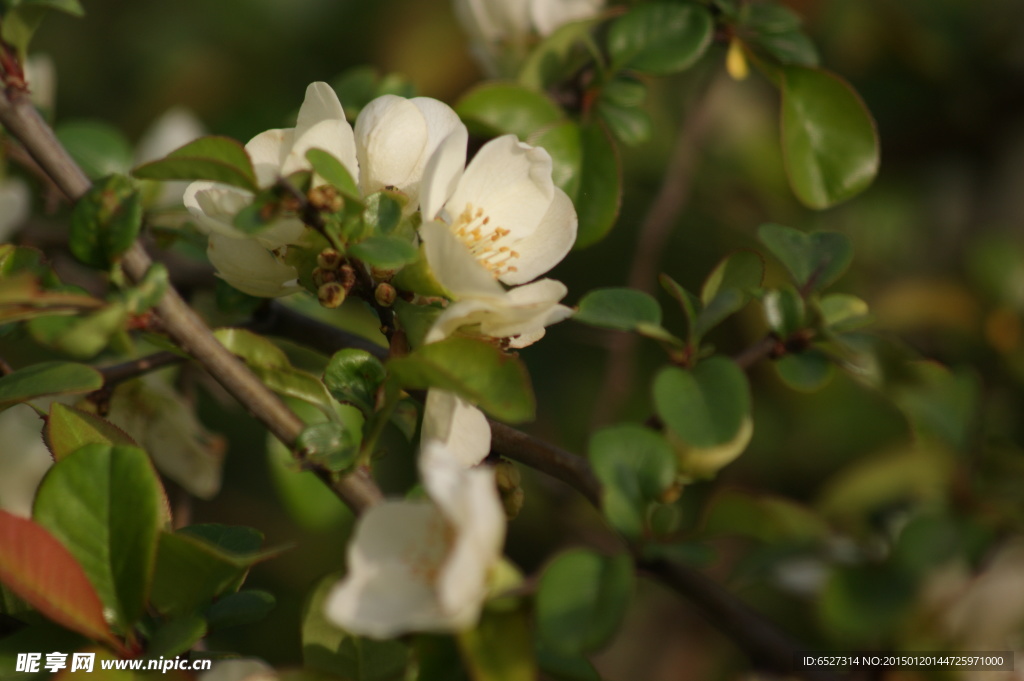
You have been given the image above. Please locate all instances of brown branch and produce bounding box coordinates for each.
[0,86,382,514]
[592,72,728,426]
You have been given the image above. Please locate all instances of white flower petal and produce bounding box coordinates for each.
[284,118,358,179]
[422,390,492,467]
[0,178,30,243]
[420,220,505,298]
[498,185,577,285]
[355,95,430,199]
[246,128,293,186]
[295,82,347,140]
[0,404,53,518]
[207,234,300,298]
[136,107,205,165]
[420,127,468,221]
[325,500,454,638]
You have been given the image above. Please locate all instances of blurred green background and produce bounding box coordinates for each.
[21,0,1024,676]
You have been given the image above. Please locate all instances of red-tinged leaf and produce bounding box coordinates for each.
[0,510,121,650]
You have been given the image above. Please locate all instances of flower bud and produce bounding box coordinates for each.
[493,459,521,492]
[338,264,357,293]
[317,248,342,271]
[308,185,344,213]
[312,267,338,288]
[318,282,346,308]
[501,486,524,520]
[374,282,397,307]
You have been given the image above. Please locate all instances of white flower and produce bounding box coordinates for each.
[421,389,491,468]
[184,84,469,298]
[0,177,30,244]
[184,81,358,297]
[324,440,505,638]
[422,134,576,287]
[0,404,53,518]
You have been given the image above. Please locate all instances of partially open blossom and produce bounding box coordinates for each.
[324,440,505,638]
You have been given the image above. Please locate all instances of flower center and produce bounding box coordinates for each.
[451,202,519,278]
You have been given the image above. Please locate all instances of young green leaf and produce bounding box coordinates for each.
[349,235,418,270]
[533,121,583,200]
[146,614,208,659]
[132,135,259,193]
[46,403,137,460]
[607,3,713,75]
[653,358,751,448]
[214,327,291,370]
[205,589,276,631]
[455,83,564,139]
[761,285,806,337]
[757,223,852,292]
[535,549,634,656]
[589,425,676,539]
[362,191,404,235]
[701,250,766,306]
[775,350,834,392]
[388,337,535,423]
[324,349,387,417]
[779,66,879,209]
[27,303,130,359]
[596,100,652,146]
[574,288,662,331]
[0,510,120,650]
[296,421,360,473]
[518,16,601,90]
[32,444,166,633]
[0,361,103,411]
[69,174,143,269]
[307,148,360,199]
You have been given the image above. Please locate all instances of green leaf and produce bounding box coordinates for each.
[574,288,661,331]
[700,250,765,306]
[0,6,46,62]
[205,589,276,630]
[0,361,103,411]
[231,187,282,236]
[32,444,165,633]
[393,298,443,349]
[536,639,602,681]
[122,262,169,314]
[253,365,337,418]
[146,614,207,658]
[574,123,622,248]
[302,573,409,680]
[132,135,259,193]
[535,549,634,656]
[653,358,750,448]
[739,3,818,67]
[458,607,536,681]
[596,101,651,147]
[607,3,713,75]
[27,303,129,359]
[55,121,133,180]
[779,66,878,209]
[761,285,805,337]
[757,223,853,292]
[214,327,291,370]
[306,148,360,199]
[775,350,834,392]
[455,83,564,139]
[180,523,265,555]
[46,403,137,460]
[149,527,272,616]
[362,191,404,236]
[659,274,699,341]
[389,337,535,423]
[590,425,675,539]
[818,293,870,332]
[0,511,119,649]
[324,349,387,417]
[350,235,418,270]
[69,174,143,268]
[533,121,582,200]
[296,421,360,472]
[694,288,744,339]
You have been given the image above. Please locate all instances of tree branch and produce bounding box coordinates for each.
[0,86,382,514]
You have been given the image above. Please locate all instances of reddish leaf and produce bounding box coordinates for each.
[0,510,122,651]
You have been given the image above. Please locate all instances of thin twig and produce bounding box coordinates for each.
[592,72,728,426]
[0,86,383,514]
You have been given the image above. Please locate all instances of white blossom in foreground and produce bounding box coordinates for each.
[184,81,358,296]
[324,440,505,638]
[420,389,492,468]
